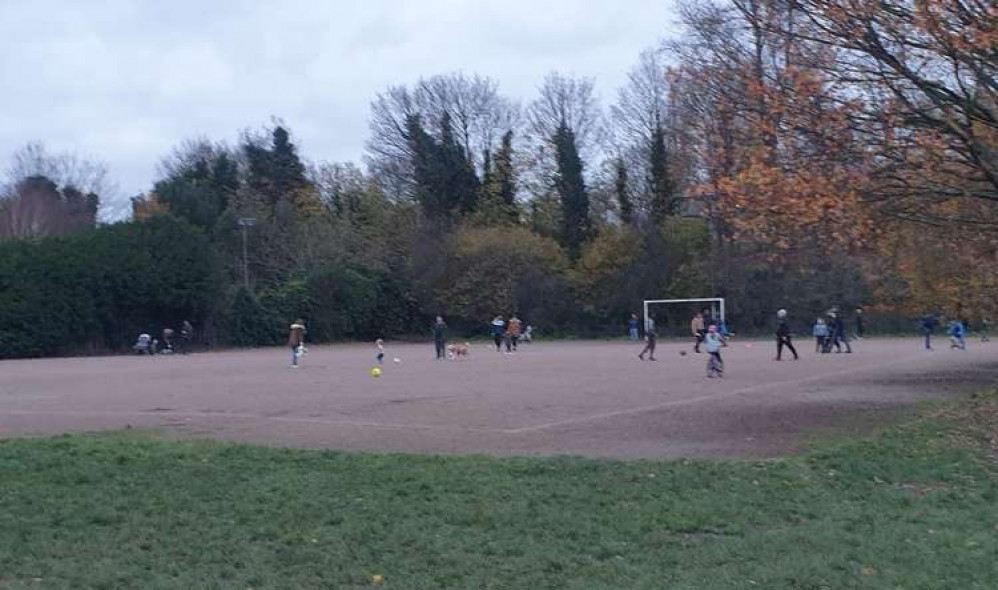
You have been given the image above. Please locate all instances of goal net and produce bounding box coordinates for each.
[643,298,726,336]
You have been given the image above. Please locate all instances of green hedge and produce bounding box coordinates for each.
[0,215,213,358]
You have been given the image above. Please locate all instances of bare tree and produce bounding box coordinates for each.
[609,49,678,212]
[611,49,670,149]
[1,143,110,237]
[364,73,520,200]
[786,0,998,218]
[4,142,114,201]
[311,161,367,213]
[155,137,227,181]
[527,72,605,154]
[0,175,98,239]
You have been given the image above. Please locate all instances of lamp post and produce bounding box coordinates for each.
[237,217,256,289]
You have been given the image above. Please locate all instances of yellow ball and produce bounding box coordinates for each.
[370,367,382,378]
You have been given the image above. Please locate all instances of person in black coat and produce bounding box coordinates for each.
[432,316,448,360]
[921,313,939,350]
[775,309,799,361]
[830,312,852,353]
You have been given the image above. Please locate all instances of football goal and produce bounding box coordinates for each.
[643,298,726,334]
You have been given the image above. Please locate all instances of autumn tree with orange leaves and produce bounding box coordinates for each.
[667,0,996,320]
[669,0,875,256]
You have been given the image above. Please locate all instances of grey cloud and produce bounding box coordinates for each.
[0,0,676,211]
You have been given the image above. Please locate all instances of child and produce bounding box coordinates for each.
[288,318,306,367]
[948,319,966,350]
[704,325,724,377]
[812,318,830,353]
[375,339,385,365]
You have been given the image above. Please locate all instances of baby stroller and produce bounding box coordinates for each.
[133,333,153,355]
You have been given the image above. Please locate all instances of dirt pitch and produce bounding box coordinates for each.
[1,338,996,459]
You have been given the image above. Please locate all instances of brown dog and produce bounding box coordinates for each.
[447,342,471,359]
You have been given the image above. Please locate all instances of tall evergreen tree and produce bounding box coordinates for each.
[494,130,517,212]
[407,114,449,222]
[553,121,590,259]
[270,126,309,199]
[211,152,239,205]
[474,130,519,226]
[244,126,311,214]
[407,113,482,223]
[648,122,677,223]
[154,153,229,230]
[438,112,480,215]
[614,157,634,225]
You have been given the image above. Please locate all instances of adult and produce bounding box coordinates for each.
[432,316,448,360]
[920,313,939,350]
[627,313,640,341]
[718,317,731,342]
[638,316,658,361]
[775,309,799,361]
[180,320,194,354]
[506,314,522,353]
[490,316,505,352]
[830,312,852,353]
[691,312,705,353]
[855,308,865,340]
[161,328,175,354]
[981,317,991,343]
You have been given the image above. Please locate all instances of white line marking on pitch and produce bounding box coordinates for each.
[504,352,935,434]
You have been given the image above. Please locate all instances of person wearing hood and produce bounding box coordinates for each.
[775,309,798,361]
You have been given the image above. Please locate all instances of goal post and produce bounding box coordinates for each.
[643,298,726,333]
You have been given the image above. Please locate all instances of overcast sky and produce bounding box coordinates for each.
[0,1,677,209]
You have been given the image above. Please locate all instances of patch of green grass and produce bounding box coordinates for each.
[1,394,997,589]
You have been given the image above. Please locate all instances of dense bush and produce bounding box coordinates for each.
[0,215,214,358]
[433,226,574,335]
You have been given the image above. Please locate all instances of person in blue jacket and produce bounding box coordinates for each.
[627,313,640,341]
[948,319,966,350]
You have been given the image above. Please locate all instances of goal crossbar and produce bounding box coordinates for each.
[643,298,725,331]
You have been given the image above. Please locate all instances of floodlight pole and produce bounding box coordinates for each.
[238,217,256,289]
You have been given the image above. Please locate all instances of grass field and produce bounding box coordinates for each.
[1,392,996,590]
